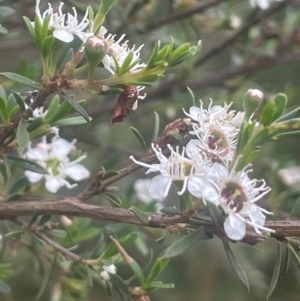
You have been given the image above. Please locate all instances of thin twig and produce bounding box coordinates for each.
[10,217,88,264]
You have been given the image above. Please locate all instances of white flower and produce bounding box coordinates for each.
[25,136,89,193]
[203,161,274,240]
[34,0,93,43]
[249,0,282,9]
[130,144,213,200]
[134,179,156,203]
[98,27,146,74]
[183,101,244,161]
[100,264,117,281]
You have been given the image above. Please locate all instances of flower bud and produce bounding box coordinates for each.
[243,89,264,119]
[84,36,109,67]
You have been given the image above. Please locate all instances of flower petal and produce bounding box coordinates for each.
[65,164,89,181]
[148,175,171,200]
[25,171,44,183]
[224,215,246,240]
[53,29,74,43]
[45,176,65,193]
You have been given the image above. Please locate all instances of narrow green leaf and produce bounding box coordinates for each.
[129,259,144,284]
[152,111,160,141]
[276,106,300,122]
[101,171,120,181]
[287,243,300,269]
[289,197,300,218]
[160,228,206,260]
[12,91,26,111]
[281,244,290,278]
[273,93,288,121]
[5,154,48,174]
[41,36,55,59]
[58,48,74,73]
[0,97,8,121]
[102,193,123,208]
[27,118,43,132]
[17,118,30,152]
[266,242,282,300]
[129,206,149,225]
[148,281,174,290]
[222,240,249,291]
[0,280,11,294]
[102,232,139,259]
[4,231,23,241]
[145,258,170,285]
[23,16,36,39]
[50,230,67,238]
[0,72,42,89]
[186,86,195,107]
[119,51,134,75]
[206,201,223,231]
[38,215,52,225]
[51,116,91,127]
[146,41,160,69]
[85,265,93,287]
[109,273,129,291]
[130,127,147,151]
[62,94,90,122]
[0,85,6,100]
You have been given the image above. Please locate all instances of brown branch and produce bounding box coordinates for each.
[1,198,300,241]
[10,217,87,264]
[139,0,224,34]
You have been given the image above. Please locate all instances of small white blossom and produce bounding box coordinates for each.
[25,136,89,193]
[34,0,93,43]
[98,27,146,74]
[130,144,213,200]
[249,0,282,9]
[203,161,274,240]
[100,264,117,281]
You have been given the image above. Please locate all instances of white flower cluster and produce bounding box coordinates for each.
[130,101,274,240]
[25,135,89,193]
[100,264,117,281]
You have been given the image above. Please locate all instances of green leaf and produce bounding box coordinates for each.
[119,51,134,75]
[276,106,300,122]
[0,280,11,294]
[85,265,93,287]
[12,91,25,111]
[109,273,129,291]
[129,259,144,284]
[144,258,170,286]
[287,243,300,269]
[273,93,288,121]
[0,96,8,122]
[8,176,29,195]
[101,171,120,181]
[130,127,147,151]
[281,244,290,278]
[51,116,91,127]
[160,228,208,260]
[4,230,23,241]
[17,118,29,152]
[187,87,195,107]
[102,232,139,259]
[72,228,101,243]
[146,41,160,69]
[206,201,223,231]
[5,154,48,174]
[147,281,174,290]
[23,16,36,39]
[58,48,74,73]
[41,36,55,59]
[289,197,300,218]
[102,193,123,208]
[260,101,276,126]
[0,85,6,100]
[27,117,43,132]
[266,242,282,300]
[222,240,249,291]
[38,214,52,225]
[0,72,42,89]
[152,111,160,141]
[129,206,149,225]
[50,230,67,238]
[62,94,90,122]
